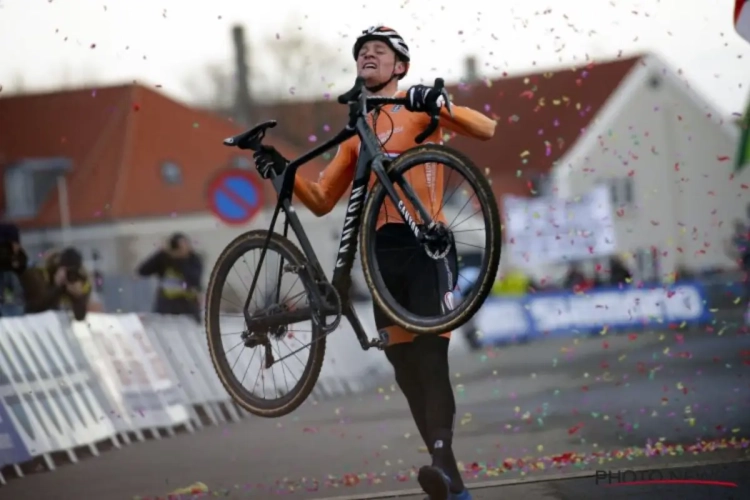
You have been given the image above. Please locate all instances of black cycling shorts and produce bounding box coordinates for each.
[372,223,458,330]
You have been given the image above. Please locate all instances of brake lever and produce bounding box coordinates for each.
[441,88,453,118]
[414,80,449,143]
[415,113,439,144]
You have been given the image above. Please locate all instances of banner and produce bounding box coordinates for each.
[503,185,616,267]
[71,314,188,432]
[117,314,190,427]
[474,282,709,343]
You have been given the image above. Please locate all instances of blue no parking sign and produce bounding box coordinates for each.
[206,168,265,225]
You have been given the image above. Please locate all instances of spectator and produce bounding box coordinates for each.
[564,263,590,291]
[609,257,632,288]
[22,247,92,321]
[491,267,530,296]
[0,223,30,317]
[137,232,203,323]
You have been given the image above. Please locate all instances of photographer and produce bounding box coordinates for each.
[137,232,203,323]
[0,224,30,317]
[22,247,91,321]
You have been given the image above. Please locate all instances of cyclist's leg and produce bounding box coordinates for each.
[407,244,466,495]
[373,224,433,453]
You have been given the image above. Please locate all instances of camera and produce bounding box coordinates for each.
[0,224,24,272]
[65,266,84,283]
[0,241,15,271]
[58,247,85,284]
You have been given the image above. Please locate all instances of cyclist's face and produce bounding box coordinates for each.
[357,40,405,84]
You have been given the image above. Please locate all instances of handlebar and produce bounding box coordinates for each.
[223,77,452,151]
[337,76,452,144]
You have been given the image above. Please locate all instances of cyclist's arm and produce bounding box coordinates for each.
[438,104,496,140]
[293,140,356,216]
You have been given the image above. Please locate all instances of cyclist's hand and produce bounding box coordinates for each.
[252,145,288,179]
[405,84,446,113]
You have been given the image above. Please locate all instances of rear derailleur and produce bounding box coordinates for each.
[241,303,291,369]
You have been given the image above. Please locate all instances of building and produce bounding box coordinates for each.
[0,84,329,311]
[550,54,745,280]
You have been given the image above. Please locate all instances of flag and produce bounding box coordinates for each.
[736,98,750,173]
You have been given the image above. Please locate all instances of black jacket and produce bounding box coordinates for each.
[138,251,203,321]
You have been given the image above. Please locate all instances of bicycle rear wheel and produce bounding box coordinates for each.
[205,230,326,418]
[360,144,502,335]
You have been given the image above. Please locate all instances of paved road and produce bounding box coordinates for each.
[3,328,750,500]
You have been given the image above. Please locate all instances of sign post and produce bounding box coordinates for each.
[206,168,264,225]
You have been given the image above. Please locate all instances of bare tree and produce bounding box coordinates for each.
[182,18,348,108]
[56,65,102,90]
[251,21,348,102]
[182,63,235,110]
[9,72,26,93]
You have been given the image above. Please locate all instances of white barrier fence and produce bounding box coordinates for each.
[0,308,400,485]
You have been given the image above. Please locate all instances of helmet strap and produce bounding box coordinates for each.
[365,68,400,93]
[365,75,395,93]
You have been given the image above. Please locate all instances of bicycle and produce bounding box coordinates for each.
[206,77,502,417]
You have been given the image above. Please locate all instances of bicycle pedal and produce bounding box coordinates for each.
[367,338,385,350]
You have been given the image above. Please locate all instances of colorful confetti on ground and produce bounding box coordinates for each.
[135,437,749,499]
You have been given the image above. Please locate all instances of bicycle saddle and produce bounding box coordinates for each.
[223,120,278,150]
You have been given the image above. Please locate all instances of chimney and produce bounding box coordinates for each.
[232,25,253,125]
[464,56,478,83]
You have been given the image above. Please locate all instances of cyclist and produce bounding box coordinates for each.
[252,26,496,500]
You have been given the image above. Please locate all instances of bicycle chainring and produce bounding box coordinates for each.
[311,281,342,334]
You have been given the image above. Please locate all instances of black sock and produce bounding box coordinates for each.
[431,429,465,493]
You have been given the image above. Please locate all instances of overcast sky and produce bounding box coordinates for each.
[1,0,749,115]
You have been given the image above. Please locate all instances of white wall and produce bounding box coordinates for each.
[23,195,487,286]
[22,204,353,279]
[551,55,743,279]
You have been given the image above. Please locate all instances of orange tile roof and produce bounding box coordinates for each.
[257,55,643,200]
[0,84,320,229]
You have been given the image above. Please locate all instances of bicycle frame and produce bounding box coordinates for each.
[243,94,438,350]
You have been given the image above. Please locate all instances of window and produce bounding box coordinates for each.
[4,158,71,219]
[530,173,552,197]
[160,161,183,185]
[634,247,659,282]
[230,156,253,170]
[4,166,35,219]
[603,177,634,207]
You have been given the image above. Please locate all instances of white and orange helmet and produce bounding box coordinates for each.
[353,26,411,79]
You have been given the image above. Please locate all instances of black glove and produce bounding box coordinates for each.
[252,145,288,179]
[405,84,445,113]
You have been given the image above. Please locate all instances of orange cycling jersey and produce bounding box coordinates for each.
[293,90,496,226]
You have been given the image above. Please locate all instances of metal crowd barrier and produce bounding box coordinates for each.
[0,309,394,485]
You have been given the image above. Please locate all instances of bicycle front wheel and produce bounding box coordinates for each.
[359,144,502,335]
